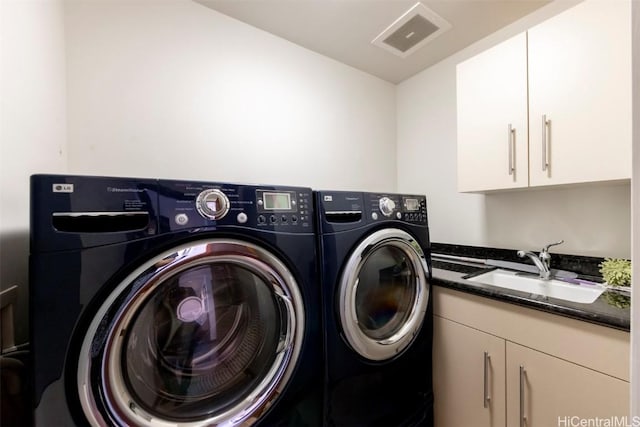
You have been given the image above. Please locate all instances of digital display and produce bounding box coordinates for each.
[263,192,292,210]
[405,198,420,212]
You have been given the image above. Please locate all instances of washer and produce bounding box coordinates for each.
[315,190,434,427]
[29,174,322,426]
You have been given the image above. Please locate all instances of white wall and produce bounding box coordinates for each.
[0,0,68,346]
[0,0,396,347]
[630,0,639,418]
[64,0,397,192]
[397,0,631,258]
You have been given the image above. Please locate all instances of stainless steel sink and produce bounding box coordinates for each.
[466,269,604,304]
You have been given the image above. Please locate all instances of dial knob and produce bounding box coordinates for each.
[196,189,230,220]
[379,197,396,217]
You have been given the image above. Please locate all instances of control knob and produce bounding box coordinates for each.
[379,197,396,217]
[196,189,230,220]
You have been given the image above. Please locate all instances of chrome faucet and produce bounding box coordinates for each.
[517,240,564,280]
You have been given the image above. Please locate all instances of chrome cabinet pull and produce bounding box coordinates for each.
[508,124,515,177]
[542,115,550,172]
[483,351,491,408]
[519,366,527,427]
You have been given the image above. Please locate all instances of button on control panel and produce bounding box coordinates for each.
[175,213,189,226]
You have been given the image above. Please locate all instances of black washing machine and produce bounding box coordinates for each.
[29,174,322,426]
[315,190,434,427]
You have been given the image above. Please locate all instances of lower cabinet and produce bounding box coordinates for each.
[433,289,630,427]
[434,316,505,427]
[506,342,629,427]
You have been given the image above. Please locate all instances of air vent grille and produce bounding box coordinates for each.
[372,2,451,58]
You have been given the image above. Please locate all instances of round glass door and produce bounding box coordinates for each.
[338,228,429,361]
[77,239,304,427]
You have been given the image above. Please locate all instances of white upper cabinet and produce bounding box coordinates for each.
[457,33,528,192]
[528,0,631,186]
[456,0,631,193]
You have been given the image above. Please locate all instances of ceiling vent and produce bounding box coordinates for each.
[372,2,452,58]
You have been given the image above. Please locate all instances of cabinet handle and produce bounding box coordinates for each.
[508,124,515,178]
[483,351,491,408]
[542,115,550,172]
[519,365,527,427]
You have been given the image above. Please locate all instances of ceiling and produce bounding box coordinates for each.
[193,0,550,84]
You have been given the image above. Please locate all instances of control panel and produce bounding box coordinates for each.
[400,196,428,224]
[159,180,313,232]
[255,189,310,226]
[317,190,428,232]
[366,193,427,225]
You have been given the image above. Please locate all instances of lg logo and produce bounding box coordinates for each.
[52,183,74,193]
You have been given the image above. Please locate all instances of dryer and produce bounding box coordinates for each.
[315,190,433,427]
[29,174,322,426]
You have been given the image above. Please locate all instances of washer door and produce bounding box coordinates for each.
[338,228,429,361]
[77,239,304,427]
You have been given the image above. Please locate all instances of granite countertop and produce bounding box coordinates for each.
[430,243,631,332]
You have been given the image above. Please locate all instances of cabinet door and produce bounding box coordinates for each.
[433,316,506,427]
[506,342,629,427]
[456,32,528,192]
[528,0,631,186]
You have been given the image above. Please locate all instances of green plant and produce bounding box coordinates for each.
[599,258,631,287]
[603,292,631,309]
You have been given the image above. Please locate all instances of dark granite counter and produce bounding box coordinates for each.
[430,243,631,332]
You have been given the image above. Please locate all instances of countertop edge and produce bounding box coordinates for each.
[431,268,630,332]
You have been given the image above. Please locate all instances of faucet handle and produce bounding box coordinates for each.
[540,241,564,270]
[542,240,564,254]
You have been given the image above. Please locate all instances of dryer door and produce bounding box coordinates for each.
[338,228,429,361]
[77,238,304,427]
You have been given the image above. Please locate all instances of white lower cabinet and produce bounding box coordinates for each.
[434,316,505,427]
[506,342,629,427]
[433,287,630,427]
